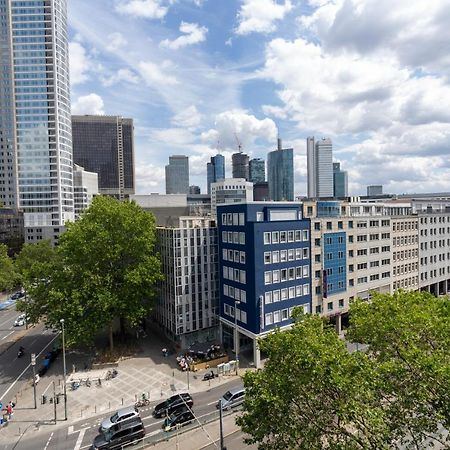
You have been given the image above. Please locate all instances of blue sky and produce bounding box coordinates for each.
[68,0,450,196]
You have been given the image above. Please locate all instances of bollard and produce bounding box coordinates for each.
[109,401,110,409]
[122,398,124,405]
[42,395,47,404]
[95,405,97,413]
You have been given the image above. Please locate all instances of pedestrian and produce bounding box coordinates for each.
[6,402,13,420]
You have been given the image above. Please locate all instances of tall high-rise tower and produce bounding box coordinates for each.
[232,152,249,180]
[267,138,294,201]
[0,0,74,242]
[333,162,348,198]
[306,137,334,198]
[72,115,135,199]
[306,137,316,198]
[249,158,265,183]
[206,154,225,194]
[165,155,189,194]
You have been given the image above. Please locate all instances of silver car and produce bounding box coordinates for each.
[218,387,245,410]
[99,406,139,433]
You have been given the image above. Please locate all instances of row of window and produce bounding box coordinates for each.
[264,284,310,304]
[421,267,450,280]
[393,221,417,231]
[264,248,309,264]
[393,277,418,289]
[264,266,310,285]
[222,231,245,245]
[393,263,418,276]
[221,212,245,226]
[421,253,450,265]
[420,216,450,224]
[263,230,309,245]
[393,235,418,246]
[315,298,346,313]
[393,249,418,260]
[420,240,449,250]
[222,266,246,284]
[223,285,247,303]
[223,304,248,324]
[313,219,390,231]
[265,304,309,326]
[222,249,246,264]
[314,246,391,263]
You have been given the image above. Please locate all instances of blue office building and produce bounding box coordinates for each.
[322,232,347,298]
[207,154,225,194]
[218,202,311,367]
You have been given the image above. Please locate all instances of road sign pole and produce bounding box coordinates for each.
[53,381,57,423]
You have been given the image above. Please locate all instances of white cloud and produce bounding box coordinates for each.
[115,0,168,19]
[201,109,278,150]
[72,93,105,115]
[137,60,179,86]
[160,22,208,50]
[236,0,293,35]
[106,32,128,52]
[69,41,91,85]
[101,68,140,87]
[135,163,166,193]
[172,105,203,128]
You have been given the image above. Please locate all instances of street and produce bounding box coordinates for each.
[1,378,244,450]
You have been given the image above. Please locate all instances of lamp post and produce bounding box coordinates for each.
[60,318,67,420]
[31,353,36,409]
[234,300,240,376]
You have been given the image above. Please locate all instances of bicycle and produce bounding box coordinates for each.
[135,398,150,408]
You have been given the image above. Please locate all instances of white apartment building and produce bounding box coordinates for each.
[73,165,98,220]
[156,216,219,349]
[210,178,253,218]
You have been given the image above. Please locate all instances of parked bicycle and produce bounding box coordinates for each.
[105,369,118,381]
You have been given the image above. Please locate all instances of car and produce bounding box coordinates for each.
[153,393,193,418]
[217,387,245,410]
[10,291,25,301]
[99,406,140,433]
[14,314,29,327]
[163,407,195,431]
[92,417,145,450]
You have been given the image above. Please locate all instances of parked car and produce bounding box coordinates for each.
[217,387,245,410]
[153,393,193,418]
[92,417,144,449]
[10,291,25,301]
[100,406,140,433]
[14,314,29,327]
[163,407,195,431]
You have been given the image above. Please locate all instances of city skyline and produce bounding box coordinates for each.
[67,1,450,195]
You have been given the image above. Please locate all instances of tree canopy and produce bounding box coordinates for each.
[237,292,450,449]
[0,243,17,292]
[17,196,163,349]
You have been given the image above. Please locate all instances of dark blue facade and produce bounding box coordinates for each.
[218,203,311,336]
[322,232,347,297]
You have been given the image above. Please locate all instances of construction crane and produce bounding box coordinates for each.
[234,132,243,153]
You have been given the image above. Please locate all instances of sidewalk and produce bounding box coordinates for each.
[0,330,242,442]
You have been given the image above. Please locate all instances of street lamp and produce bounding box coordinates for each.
[234,300,240,376]
[60,318,67,421]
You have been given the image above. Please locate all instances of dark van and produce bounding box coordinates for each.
[92,417,145,449]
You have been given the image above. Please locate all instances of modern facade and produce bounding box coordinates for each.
[306,137,333,198]
[1,0,74,242]
[267,139,294,201]
[218,203,311,368]
[165,155,189,194]
[73,165,98,220]
[232,152,249,181]
[72,115,135,199]
[333,162,348,198]
[206,154,225,194]
[156,216,219,348]
[0,207,24,254]
[249,158,265,183]
[367,185,383,196]
[210,178,253,218]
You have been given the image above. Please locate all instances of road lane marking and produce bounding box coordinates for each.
[207,401,218,406]
[43,432,54,450]
[0,313,19,328]
[0,333,60,400]
[68,426,89,450]
[1,330,14,340]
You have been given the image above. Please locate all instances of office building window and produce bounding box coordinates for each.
[256,212,263,222]
[281,288,288,300]
[265,313,273,326]
[265,291,272,304]
[239,213,245,225]
[264,271,272,285]
[272,251,279,263]
[273,311,281,323]
[264,252,271,264]
[273,290,280,302]
[272,231,279,243]
[281,309,289,320]
[273,270,280,283]
[264,232,271,244]
[222,231,227,243]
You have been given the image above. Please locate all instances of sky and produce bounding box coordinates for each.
[68,0,450,196]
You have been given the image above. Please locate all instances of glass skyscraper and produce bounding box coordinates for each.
[206,154,225,194]
[165,155,189,194]
[249,158,265,183]
[0,0,74,241]
[267,139,294,201]
[232,152,249,180]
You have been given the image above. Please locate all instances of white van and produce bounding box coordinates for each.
[217,387,245,410]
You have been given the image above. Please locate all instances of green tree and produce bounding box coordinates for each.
[347,291,450,449]
[237,312,388,450]
[18,196,163,350]
[0,244,17,291]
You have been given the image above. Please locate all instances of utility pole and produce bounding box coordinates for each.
[31,353,36,409]
[60,318,67,420]
[219,399,225,450]
[234,300,240,376]
[53,381,57,423]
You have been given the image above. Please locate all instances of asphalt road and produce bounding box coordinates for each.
[0,306,59,407]
[203,429,257,450]
[2,378,244,450]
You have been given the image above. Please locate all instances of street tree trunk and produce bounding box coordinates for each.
[109,322,114,353]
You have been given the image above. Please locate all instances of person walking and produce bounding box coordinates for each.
[6,402,13,420]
